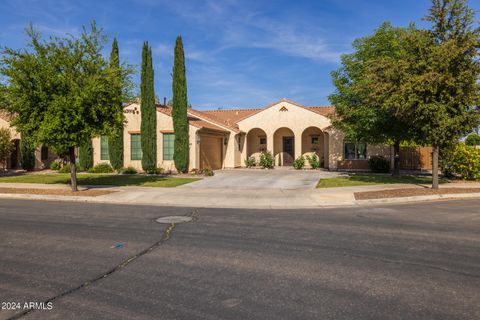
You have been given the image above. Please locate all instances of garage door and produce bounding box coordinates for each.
[200,135,223,170]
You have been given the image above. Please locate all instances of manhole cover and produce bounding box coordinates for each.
[156,216,192,224]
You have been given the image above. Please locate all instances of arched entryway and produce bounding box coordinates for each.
[301,127,324,168]
[273,127,295,166]
[246,128,267,161]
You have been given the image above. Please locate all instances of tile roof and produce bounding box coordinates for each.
[198,103,335,126]
[199,108,261,128]
[156,105,230,133]
[154,99,336,133]
[307,106,336,116]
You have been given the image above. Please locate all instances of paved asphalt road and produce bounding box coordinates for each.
[0,199,479,320]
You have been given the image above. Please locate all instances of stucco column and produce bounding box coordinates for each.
[241,134,248,166]
[294,131,302,160]
[323,133,330,169]
[267,132,274,155]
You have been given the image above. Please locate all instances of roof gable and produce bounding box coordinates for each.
[198,99,335,126]
[234,98,334,124]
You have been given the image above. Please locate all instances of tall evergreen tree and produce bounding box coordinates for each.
[78,140,93,171]
[140,42,156,173]
[108,38,124,170]
[172,36,189,173]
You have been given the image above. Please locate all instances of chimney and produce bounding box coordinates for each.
[163,97,166,106]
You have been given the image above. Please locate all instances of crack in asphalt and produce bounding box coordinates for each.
[6,209,199,320]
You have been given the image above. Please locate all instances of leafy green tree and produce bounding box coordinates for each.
[341,0,480,188]
[78,140,93,171]
[399,0,480,188]
[330,23,416,176]
[465,134,480,146]
[0,127,14,171]
[140,41,157,173]
[1,22,132,190]
[172,36,189,173]
[20,132,35,171]
[108,38,124,170]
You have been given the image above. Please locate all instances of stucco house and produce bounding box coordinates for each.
[1,98,431,172]
[92,98,399,171]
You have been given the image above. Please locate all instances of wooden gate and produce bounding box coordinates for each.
[400,147,432,170]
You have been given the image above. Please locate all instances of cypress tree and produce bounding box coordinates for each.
[172,36,189,173]
[20,132,35,171]
[78,140,93,171]
[108,38,124,170]
[140,41,157,173]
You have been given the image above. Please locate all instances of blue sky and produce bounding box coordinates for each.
[0,0,478,109]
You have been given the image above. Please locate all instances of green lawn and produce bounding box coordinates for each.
[0,173,200,187]
[317,174,443,188]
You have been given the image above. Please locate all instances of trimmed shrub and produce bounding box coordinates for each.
[201,168,214,176]
[306,154,320,169]
[119,166,137,174]
[78,140,93,171]
[0,128,14,171]
[368,156,390,173]
[50,160,62,171]
[59,163,79,173]
[20,133,35,171]
[465,134,480,146]
[293,156,305,170]
[144,167,165,174]
[440,144,457,178]
[259,151,274,169]
[244,157,256,168]
[154,167,165,175]
[447,143,480,180]
[88,163,114,173]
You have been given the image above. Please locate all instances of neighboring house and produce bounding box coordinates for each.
[0,111,56,170]
[92,98,430,172]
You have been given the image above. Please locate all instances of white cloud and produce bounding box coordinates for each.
[152,43,172,56]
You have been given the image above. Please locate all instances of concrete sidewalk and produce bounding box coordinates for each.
[1,182,480,208]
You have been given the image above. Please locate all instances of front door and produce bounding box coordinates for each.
[282,137,294,166]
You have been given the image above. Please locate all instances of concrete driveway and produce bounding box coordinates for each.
[184,168,343,190]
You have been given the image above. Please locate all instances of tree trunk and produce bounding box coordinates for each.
[392,140,400,177]
[432,144,439,190]
[69,146,78,192]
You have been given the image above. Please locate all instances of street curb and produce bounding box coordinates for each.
[355,193,480,205]
[0,191,479,209]
[0,193,357,209]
